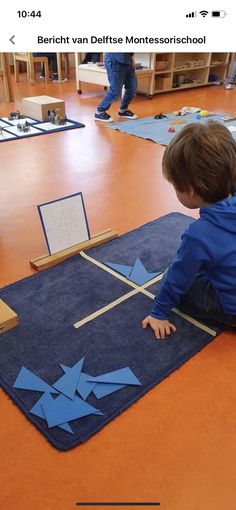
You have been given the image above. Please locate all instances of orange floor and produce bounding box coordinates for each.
[0,73,236,510]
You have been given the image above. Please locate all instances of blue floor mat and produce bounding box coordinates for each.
[0,213,220,450]
[107,113,236,145]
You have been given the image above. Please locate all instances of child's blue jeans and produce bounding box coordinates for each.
[97,56,137,112]
[179,273,236,329]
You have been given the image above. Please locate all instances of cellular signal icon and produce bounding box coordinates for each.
[186,11,197,17]
[199,10,209,17]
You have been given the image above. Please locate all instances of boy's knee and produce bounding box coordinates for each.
[112,92,121,101]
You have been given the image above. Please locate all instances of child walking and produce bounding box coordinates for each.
[142,121,236,339]
[95,53,137,123]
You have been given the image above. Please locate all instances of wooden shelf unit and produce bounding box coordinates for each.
[149,52,230,95]
[75,52,231,97]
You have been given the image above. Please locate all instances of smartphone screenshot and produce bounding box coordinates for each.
[0,2,235,510]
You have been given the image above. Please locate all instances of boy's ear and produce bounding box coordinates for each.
[187,185,195,197]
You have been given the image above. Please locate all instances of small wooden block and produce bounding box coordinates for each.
[30,229,118,271]
[0,299,19,335]
[170,119,187,125]
[223,116,236,122]
[21,95,65,121]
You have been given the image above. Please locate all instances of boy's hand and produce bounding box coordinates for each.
[142,315,176,340]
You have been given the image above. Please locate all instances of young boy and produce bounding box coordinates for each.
[142,121,236,339]
[95,53,137,123]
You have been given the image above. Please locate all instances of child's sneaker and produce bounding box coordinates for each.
[118,109,138,119]
[94,111,114,122]
[226,83,236,90]
[53,77,68,83]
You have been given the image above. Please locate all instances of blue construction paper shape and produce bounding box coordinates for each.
[13,367,58,394]
[104,262,132,277]
[93,382,126,399]
[77,372,97,400]
[41,392,103,428]
[128,258,161,285]
[60,366,96,400]
[88,367,141,386]
[53,357,85,400]
[30,395,74,434]
[59,364,68,372]
[104,258,160,286]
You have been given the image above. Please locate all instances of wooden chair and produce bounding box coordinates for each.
[55,53,72,82]
[13,53,50,84]
[0,53,14,102]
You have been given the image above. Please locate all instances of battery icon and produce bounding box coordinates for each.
[211,10,226,17]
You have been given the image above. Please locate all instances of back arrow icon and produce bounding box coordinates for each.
[9,35,15,44]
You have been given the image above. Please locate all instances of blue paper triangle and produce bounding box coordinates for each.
[13,367,58,394]
[59,364,68,372]
[128,258,161,285]
[59,366,96,400]
[93,382,126,399]
[53,357,85,400]
[104,262,132,277]
[41,393,103,428]
[77,372,97,400]
[30,395,74,434]
[88,367,141,386]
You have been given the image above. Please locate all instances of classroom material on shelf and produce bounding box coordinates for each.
[174,59,205,69]
[156,60,169,71]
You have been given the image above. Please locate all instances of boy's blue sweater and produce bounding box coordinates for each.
[151,191,236,320]
[105,53,134,64]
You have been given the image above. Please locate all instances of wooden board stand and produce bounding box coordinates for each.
[30,229,118,271]
[0,299,19,335]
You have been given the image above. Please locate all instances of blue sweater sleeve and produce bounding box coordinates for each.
[150,234,210,320]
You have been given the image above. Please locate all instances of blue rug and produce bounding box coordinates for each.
[0,213,220,450]
[0,116,84,143]
[107,113,236,145]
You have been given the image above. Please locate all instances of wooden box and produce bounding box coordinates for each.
[0,299,19,335]
[155,76,172,90]
[20,95,65,121]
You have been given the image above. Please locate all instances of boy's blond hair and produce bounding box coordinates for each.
[162,121,236,202]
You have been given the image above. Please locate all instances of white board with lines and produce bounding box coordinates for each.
[38,192,90,255]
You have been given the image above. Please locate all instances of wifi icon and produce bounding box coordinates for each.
[199,10,209,17]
